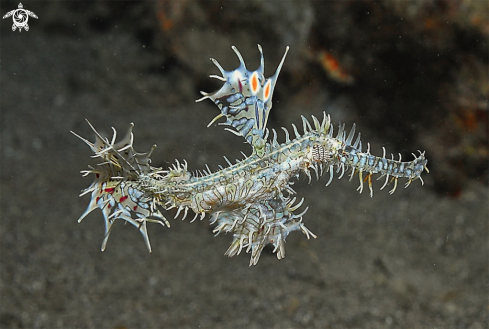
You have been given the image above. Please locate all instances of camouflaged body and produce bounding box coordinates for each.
[73,45,428,266]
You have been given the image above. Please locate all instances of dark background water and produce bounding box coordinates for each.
[1,1,487,328]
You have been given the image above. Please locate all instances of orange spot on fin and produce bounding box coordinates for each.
[250,71,259,94]
[263,79,271,101]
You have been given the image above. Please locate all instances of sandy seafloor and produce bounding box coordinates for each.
[1,14,488,329]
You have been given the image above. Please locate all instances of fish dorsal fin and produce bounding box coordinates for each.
[197,45,289,156]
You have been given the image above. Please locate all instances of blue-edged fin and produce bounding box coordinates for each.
[197,45,289,155]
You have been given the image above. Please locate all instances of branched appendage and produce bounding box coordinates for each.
[74,45,428,265]
[211,196,315,266]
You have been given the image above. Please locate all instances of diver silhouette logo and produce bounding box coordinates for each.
[3,3,38,32]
